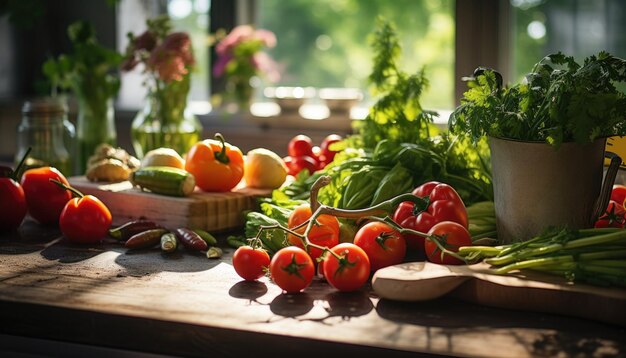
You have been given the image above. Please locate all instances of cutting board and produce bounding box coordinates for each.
[372,261,626,326]
[68,176,271,232]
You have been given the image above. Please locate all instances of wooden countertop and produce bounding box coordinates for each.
[1,220,625,357]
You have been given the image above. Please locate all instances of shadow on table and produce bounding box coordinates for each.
[375,297,626,356]
[0,219,62,255]
[228,278,374,322]
[113,246,221,276]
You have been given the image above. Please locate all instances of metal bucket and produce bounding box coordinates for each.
[489,136,622,243]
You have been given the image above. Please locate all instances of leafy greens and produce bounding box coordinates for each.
[449,52,626,147]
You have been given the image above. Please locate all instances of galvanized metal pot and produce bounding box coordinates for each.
[489,136,621,243]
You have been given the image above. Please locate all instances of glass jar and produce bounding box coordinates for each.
[76,96,116,174]
[131,79,202,159]
[15,97,75,177]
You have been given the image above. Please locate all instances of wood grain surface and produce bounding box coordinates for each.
[68,176,270,232]
[0,222,625,357]
[372,262,626,327]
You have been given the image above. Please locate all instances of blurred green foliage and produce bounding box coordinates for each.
[258,0,454,109]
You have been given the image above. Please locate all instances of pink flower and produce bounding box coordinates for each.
[253,29,276,48]
[213,53,232,78]
[161,32,195,66]
[148,47,189,83]
[216,25,255,56]
[252,52,280,82]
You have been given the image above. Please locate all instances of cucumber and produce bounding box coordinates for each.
[130,166,196,197]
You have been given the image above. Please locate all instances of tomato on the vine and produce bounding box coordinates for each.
[287,205,340,261]
[424,221,471,265]
[353,222,406,272]
[21,167,72,225]
[611,185,626,208]
[321,243,370,292]
[393,181,468,251]
[288,135,314,158]
[594,200,626,228]
[288,155,317,175]
[319,134,342,162]
[269,246,315,293]
[232,246,271,281]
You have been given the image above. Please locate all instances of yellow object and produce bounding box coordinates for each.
[244,148,287,189]
[605,136,626,169]
[141,148,185,169]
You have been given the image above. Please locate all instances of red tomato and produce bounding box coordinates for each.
[288,135,314,158]
[393,181,468,251]
[594,200,626,228]
[322,243,371,292]
[0,175,27,231]
[60,193,112,244]
[353,222,406,272]
[232,246,271,281]
[269,246,315,293]
[320,134,342,162]
[611,185,626,208]
[21,167,72,225]
[315,153,329,170]
[289,155,318,175]
[287,205,340,260]
[424,221,471,265]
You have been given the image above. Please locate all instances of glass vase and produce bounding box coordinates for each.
[131,79,202,159]
[76,96,116,174]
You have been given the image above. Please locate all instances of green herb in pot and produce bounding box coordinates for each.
[449,52,626,147]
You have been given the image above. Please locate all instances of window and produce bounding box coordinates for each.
[116,0,626,119]
[510,0,626,83]
[256,0,455,111]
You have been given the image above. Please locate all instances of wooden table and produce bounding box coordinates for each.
[1,220,624,357]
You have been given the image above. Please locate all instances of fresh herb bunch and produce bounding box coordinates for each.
[43,21,122,104]
[450,52,626,147]
[358,18,438,148]
[279,18,493,207]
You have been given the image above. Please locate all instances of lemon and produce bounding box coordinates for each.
[141,147,185,169]
[244,148,287,189]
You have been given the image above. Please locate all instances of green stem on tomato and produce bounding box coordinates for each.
[49,178,84,198]
[13,147,32,181]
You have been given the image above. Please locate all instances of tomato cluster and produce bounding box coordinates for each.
[594,185,626,228]
[0,162,112,244]
[283,134,342,176]
[231,180,473,294]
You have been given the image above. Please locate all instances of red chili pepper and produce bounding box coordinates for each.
[174,228,208,251]
[51,180,112,244]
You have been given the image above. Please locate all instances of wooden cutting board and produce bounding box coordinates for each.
[68,176,271,232]
[372,261,626,326]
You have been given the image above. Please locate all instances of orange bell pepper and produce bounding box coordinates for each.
[185,133,244,192]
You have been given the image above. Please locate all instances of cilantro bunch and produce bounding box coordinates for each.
[450,52,626,147]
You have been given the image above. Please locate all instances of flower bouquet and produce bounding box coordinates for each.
[213,25,280,108]
[122,16,202,158]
